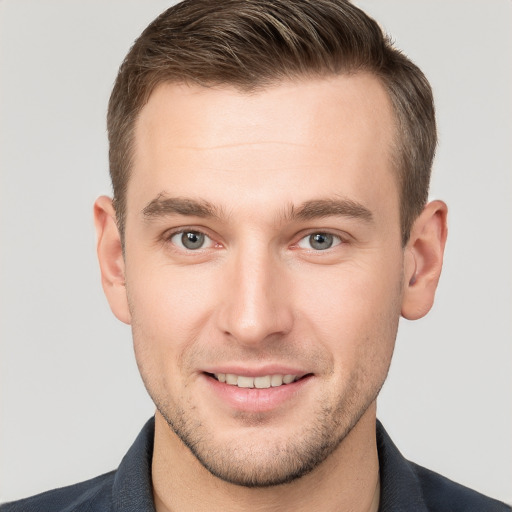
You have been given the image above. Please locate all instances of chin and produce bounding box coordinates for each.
[156,392,374,488]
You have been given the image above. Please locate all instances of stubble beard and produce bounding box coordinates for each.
[129,283,401,488]
[150,369,387,488]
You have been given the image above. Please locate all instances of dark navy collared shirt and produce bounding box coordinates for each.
[1,418,510,511]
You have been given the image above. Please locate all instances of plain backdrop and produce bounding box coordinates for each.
[1,0,511,505]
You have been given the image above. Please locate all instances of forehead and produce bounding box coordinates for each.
[135,74,395,155]
[128,75,398,223]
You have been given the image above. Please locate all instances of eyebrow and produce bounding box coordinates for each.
[286,198,373,223]
[142,195,223,220]
[142,194,373,224]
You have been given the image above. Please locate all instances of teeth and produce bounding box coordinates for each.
[225,374,238,385]
[271,375,283,387]
[254,376,271,389]
[237,376,254,388]
[213,373,299,388]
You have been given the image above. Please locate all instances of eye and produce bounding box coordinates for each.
[170,230,214,250]
[297,232,342,251]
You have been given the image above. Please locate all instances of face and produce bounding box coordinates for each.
[122,75,405,486]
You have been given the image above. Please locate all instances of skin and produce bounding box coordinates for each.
[95,74,447,512]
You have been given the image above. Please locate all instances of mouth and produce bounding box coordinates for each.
[206,372,309,389]
[202,370,314,412]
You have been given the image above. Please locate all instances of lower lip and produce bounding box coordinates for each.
[202,374,313,413]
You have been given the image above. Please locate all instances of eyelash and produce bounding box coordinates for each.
[163,228,346,253]
[164,228,219,251]
[295,232,344,251]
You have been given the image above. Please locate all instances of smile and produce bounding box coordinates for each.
[212,373,300,389]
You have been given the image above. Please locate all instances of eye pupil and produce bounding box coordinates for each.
[310,233,333,250]
[181,231,204,250]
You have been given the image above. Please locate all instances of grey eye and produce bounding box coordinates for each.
[182,231,204,249]
[171,231,208,250]
[297,232,341,251]
[309,233,334,250]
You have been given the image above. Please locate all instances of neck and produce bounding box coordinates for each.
[152,404,380,512]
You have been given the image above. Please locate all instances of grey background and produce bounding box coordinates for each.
[1,0,511,504]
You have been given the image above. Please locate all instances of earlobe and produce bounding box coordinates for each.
[401,200,448,320]
[94,196,131,325]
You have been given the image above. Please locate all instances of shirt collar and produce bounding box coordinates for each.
[376,419,428,512]
[112,418,156,512]
[110,417,428,511]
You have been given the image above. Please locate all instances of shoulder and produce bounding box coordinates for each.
[409,461,511,512]
[0,471,116,512]
[376,420,510,512]
[1,418,156,512]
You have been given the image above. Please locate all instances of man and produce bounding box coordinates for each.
[1,0,509,510]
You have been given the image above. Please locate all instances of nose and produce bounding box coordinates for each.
[217,246,294,347]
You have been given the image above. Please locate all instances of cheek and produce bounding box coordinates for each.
[127,275,211,408]
[297,257,402,322]
[293,256,403,366]
[125,260,222,378]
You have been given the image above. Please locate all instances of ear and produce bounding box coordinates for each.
[94,196,131,325]
[401,200,448,320]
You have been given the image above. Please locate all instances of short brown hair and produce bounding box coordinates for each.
[108,0,436,245]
